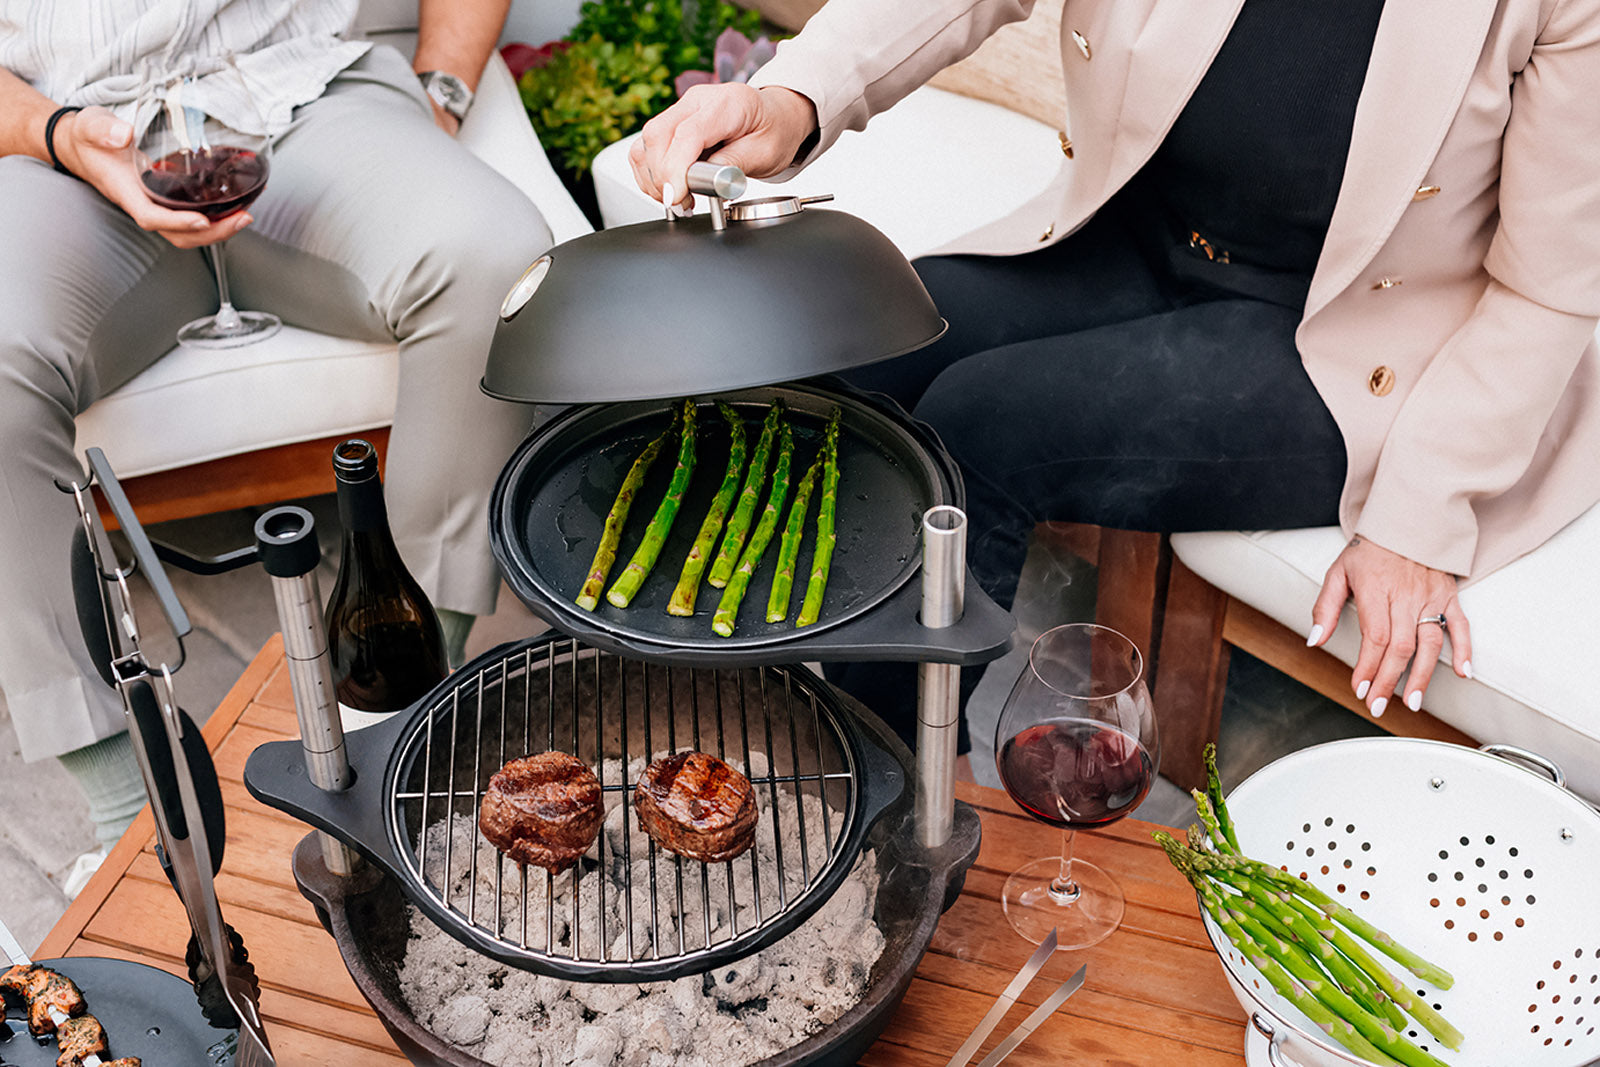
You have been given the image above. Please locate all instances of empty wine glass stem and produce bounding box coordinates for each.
[1050,829,1083,904]
[209,240,243,332]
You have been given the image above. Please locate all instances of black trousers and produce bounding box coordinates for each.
[828,191,1348,752]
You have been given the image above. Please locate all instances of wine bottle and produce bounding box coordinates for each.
[324,438,447,730]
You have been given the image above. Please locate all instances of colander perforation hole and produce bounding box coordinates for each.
[1293,819,1378,896]
[1428,834,1535,945]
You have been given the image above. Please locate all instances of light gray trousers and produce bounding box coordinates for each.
[0,46,554,761]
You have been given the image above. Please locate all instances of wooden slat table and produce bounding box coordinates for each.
[39,636,1248,1066]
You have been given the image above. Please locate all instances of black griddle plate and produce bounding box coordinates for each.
[490,381,1014,666]
[0,957,232,1066]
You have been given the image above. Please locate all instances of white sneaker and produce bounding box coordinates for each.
[63,846,110,900]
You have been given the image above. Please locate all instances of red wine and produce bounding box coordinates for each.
[141,145,268,220]
[998,719,1154,829]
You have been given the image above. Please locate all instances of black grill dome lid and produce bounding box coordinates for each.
[482,165,947,404]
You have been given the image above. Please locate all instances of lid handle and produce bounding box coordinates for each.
[686,161,747,231]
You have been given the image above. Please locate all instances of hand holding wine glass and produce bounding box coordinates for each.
[134,57,280,347]
[995,623,1160,949]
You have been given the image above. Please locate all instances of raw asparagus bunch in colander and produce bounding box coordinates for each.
[1152,745,1463,1067]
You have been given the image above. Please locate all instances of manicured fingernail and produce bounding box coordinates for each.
[1306,624,1324,647]
[662,181,675,207]
[108,121,132,143]
[1356,679,1371,700]
[1370,697,1387,718]
[1462,660,1474,680]
[1407,690,1422,711]
[189,218,208,229]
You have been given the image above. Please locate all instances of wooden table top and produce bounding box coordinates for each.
[39,636,1247,1066]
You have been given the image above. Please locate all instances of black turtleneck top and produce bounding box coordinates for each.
[1147,0,1388,276]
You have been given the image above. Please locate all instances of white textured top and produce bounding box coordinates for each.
[0,0,370,133]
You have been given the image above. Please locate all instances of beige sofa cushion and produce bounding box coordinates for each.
[744,0,1066,129]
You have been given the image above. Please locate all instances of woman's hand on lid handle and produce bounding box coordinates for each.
[629,83,818,211]
[1308,535,1473,718]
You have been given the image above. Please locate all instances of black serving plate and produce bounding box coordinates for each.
[489,380,1013,666]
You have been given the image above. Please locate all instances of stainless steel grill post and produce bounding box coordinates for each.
[255,507,357,876]
[916,505,966,848]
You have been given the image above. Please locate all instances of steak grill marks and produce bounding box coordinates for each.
[390,638,858,975]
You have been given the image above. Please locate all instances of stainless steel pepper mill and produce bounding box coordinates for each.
[253,506,358,876]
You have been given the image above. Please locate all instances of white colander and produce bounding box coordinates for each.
[1196,737,1600,1067]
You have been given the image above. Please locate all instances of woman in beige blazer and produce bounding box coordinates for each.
[631,0,1600,726]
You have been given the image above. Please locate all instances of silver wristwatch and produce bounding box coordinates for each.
[418,70,474,122]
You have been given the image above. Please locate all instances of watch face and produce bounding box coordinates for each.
[422,72,471,119]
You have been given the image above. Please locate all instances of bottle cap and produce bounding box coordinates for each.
[332,438,380,483]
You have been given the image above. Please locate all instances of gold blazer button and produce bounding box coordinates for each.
[1413,185,1442,201]
[1371,277,1402,290]
[1058,131,1074,158]
[1039,223,1055,242]
[1369,366,1397,396]
[1072,30,1092,59]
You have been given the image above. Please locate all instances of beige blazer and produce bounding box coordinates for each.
[750,0,1600,581]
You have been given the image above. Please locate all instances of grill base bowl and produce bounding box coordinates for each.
[290,692,981,1067]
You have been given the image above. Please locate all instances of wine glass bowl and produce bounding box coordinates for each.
[134,60,280,347]
[994,623,1159,949]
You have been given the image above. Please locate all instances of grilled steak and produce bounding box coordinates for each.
[479,751,604,872]
[55,1013,106,1067]
[634,751,758,862]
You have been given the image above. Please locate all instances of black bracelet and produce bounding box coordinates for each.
[44,105,84,176]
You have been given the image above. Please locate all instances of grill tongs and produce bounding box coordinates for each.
[60,448,275,1067]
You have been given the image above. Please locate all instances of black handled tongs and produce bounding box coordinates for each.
[61,448,275,1067]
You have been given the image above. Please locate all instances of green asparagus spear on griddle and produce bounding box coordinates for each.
[712,422,794,637]
[667,402,748,616]
[574,416,675,611]
[607,398,698,607]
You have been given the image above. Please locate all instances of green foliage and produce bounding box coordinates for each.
[516,36,672,175]
[568,0,764,80]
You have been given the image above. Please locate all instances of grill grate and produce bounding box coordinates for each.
[386,636,863,980]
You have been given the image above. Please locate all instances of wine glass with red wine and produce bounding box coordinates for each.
[994,623,1159,949]
[135,57,280,348]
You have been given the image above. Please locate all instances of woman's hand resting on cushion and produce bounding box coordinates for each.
[1309,536,1473,717]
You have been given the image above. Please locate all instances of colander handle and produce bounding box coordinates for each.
[1478,743,1566,789]
[1249,1014,1299,1067]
